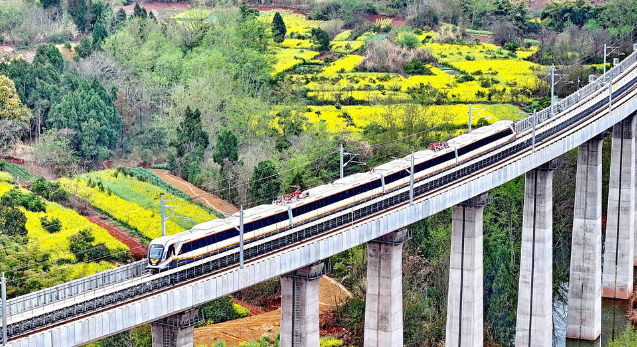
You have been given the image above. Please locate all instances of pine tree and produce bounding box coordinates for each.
[133,3,147,18]
[33,44,64,72]
[248,160,281,205]
[40,0,60,9]
[169,107,209,183]
[92,22,108,49]
[213,129,239,166]
[75,36,93,58]
[271,12,287,43]
[311,28,330,51]
[68,0,88,32]
[115,8,127,24]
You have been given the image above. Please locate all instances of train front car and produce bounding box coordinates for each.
[146,235,179,273]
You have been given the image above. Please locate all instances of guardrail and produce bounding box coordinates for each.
[5,260,147,316]
[514,50,637,134]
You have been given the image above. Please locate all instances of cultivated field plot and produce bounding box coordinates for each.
[59,169,217,240]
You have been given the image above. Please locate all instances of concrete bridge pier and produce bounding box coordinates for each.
[364,229,410,347]
[446,193,490,347]
[151,309,199,347]
[566,136,606,341]
[280,263,325,347]
[515,161,557,347]
[603,114,636,299]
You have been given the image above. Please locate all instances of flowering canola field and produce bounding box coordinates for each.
[59,170,216,240]
[0,181,124,280]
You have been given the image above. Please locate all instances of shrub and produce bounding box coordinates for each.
[465,55,475,61]
[199,296,247,325]
[40,216,62,233]
[32,178,69,202]
[397,33,420,49]
[1,188,46,212]
[403,60,433,75]
[456,74,475,83]
[68,229,111,262]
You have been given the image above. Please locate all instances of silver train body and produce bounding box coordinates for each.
[147,120,516,271]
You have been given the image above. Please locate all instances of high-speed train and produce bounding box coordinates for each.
[147,120,516,271]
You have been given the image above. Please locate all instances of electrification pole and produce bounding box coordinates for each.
[239,206,244,269]
[550,65,555,115]
[2,272,6,346]
[340,144,344,179]
[603,44,607,76]
[409,152,414,206]
[468,104,472,133]
[161,195,166,237]
[532,109,537,153]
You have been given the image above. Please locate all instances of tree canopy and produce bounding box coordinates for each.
[271,12,287,43]
[0,75,32,125]
[248,160,281,205]
[169,107,209,184]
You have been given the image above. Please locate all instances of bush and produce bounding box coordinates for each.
[504,41,519,52]
[40,216,62,233]
[68,229,111,262]
[1,188,46,212]
[397,33,420,48]
[456,74,475,83]
[150,163,171,170]
[32,178,69,202]
[199,296,248,325]
[403,60,433,75]
[359,39,434,73]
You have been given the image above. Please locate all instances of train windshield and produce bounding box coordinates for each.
[149,245,164,260]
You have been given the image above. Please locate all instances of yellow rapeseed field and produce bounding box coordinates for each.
[0,181,127,261]
[59,177,186,240]
[0,171,12,183]
[330,41,365,54]
[280,39,314,49]
[333,30,352,41]
[321,54,363,73]
[258,10,320,36]
[300,104,522,134]
[272,48,319,74]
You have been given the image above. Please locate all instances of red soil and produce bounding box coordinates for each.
[87,216,148,259]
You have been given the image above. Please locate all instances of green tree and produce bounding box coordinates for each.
[40,0,60,9]
[75,36,93,58]
[169,107,209,184]
[133,3,147,18]
[0,205,27,237]
[115,8,127,24]
[68,229,110,262]
[33,44,64,72]
[311,27,330,51]
[68,0,88,32]
[0,75,32,125]
[92,22,108,49]
[47,79,121,160]
[271,12,287,43]
[239,3,259,21]
[248,160,281,205]
[213,129,239,166]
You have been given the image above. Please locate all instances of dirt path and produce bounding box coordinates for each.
[87,216,148,259]
[150,169,239,215]
[194,276,352,346]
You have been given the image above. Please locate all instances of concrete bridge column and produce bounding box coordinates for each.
[446,193,490,347]
[364,229,410,347]
[566,136,606,341]
[603,114,636,299]
[515,161,557,347]
[280,263,325,347]
[151,309,199,347]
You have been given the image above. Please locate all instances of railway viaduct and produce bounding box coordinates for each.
[4,47,637,347]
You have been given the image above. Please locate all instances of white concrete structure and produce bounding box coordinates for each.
[280,263,324,347]
[515,163,556,347]
[4,51,637,347]
[446,193,489,347]
[150,309,199,347]
[364,230,409,347]
[602,114,636,299]
[566,137,605,340]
